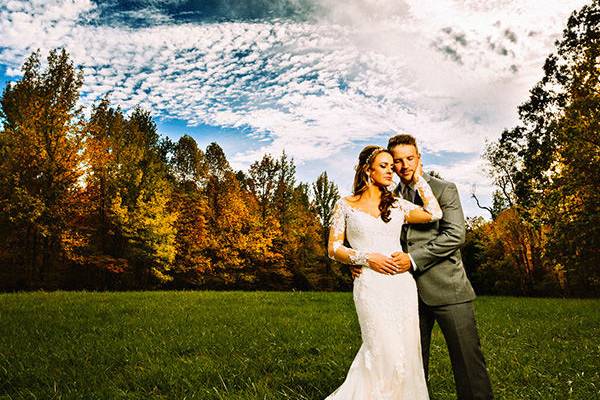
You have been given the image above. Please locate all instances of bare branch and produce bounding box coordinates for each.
[470,184,494,219]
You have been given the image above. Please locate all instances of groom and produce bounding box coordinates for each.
[351,134,493,400]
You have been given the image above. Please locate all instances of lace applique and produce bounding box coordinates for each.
[349,250,369,266]
[328,200,370,267]
[329,200,346,237]
[398,176,442,221]
[414,176,442,220]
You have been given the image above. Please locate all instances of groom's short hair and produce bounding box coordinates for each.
[387,134,419,153]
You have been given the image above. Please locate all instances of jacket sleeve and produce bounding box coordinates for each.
[409,182,466,273]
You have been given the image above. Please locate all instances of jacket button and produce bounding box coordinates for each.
[408,241,414,246]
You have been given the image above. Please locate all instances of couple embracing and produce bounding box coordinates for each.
[325,134,493,400]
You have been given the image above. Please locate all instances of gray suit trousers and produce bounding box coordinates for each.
[419,300,493,400]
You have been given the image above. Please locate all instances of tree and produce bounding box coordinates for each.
[171,134,207,189]
[168,135,211,287]
[273,151,296,235]
[541,33,600,294]
[471,187,509,220]
[0,49,85,286]
[115,107,177,286]
[203,143,286,287]
[282,183,325,290]
[248,154,278,220]
[82,102,177,287]
[484,1,600,295]
[311,171,339,247]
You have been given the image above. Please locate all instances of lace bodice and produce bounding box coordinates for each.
[333,199,412,256]
[328,177,442,266]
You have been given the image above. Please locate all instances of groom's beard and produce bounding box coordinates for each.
[396,167,415,183]
[398,173,414,185]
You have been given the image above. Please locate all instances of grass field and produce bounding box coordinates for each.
[0,291,598,399]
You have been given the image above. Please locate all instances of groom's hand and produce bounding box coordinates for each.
[391,251,412,273]
[350,266,362,279]
[367,253,399,275]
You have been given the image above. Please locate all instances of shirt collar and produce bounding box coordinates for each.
[399,180,414,191]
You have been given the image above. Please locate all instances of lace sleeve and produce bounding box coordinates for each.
[400,177,443,222]
[328,200,370,266]
[397,197,421,215]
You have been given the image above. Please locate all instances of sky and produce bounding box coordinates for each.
[0,0,589,217]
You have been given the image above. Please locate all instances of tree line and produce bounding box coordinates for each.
[1,1,597,296]
[0,49,346,291]
[464,1,599,297]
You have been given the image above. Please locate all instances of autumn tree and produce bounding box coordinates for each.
[281,182,326,289]
[0,49,85,287]
[203,143,286,287]
[484,1,600,295]
[112,108,177,286]
[0,48,359,292]
[171,134,207,189]
[82,102,177,287]
[248,154,278,220]
[66,98,131,288]
[168,135,211,286]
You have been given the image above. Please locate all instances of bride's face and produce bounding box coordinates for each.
[368,152,394,186]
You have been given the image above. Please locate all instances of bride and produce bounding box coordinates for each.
[326,145,442,399]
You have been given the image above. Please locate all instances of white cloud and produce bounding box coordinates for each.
[0,0,587,216]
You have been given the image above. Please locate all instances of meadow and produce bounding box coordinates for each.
[0,291,598,399]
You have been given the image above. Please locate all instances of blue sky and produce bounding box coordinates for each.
[0,0,588,217]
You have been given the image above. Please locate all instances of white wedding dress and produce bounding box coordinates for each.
[326,180,441,400]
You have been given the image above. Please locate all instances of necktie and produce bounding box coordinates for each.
[403,185,413,202]
[401,184,411,251]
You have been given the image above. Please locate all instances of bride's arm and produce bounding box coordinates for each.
[327,201,370,266]
[403,175,443,224]
[328,200,401,274]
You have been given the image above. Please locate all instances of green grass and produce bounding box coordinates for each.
[0,292,598,399]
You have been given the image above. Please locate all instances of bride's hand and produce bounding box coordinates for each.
[367,253,399,275]
[412,159,423,185]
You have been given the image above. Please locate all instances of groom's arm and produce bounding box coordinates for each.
[409,182,465,273]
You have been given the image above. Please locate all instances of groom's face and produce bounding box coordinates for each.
[390,144,420,184]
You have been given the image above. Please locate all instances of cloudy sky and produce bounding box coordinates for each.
[0,0,589,216]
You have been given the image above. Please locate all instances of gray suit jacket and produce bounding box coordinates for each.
[396,173,476,306]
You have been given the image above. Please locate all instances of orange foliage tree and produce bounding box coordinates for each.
[0,49,86,288]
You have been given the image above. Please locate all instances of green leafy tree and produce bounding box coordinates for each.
[273,151,296,235]
[248,154,278,220]
[311,171,340,261]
